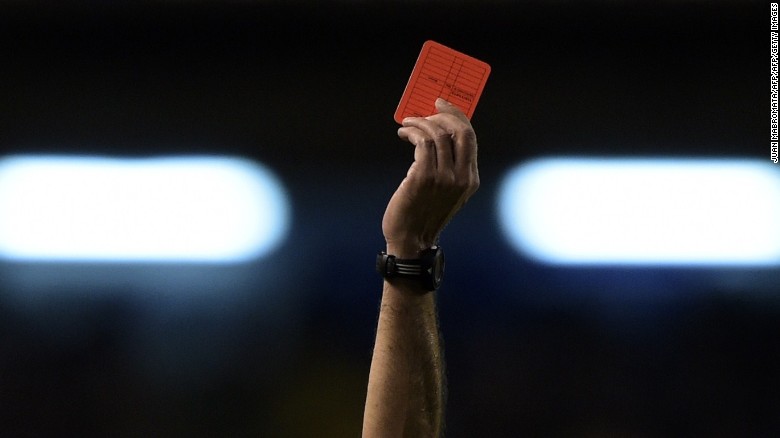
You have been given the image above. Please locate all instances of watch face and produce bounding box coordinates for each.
[432,247,445,286]
[433,251,444,277]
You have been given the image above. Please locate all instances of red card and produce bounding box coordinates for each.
[394,40,491,124]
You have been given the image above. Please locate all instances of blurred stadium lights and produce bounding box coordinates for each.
[0,155,290,263]
[498,157,780,266]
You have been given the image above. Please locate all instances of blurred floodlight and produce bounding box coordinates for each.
[0,155,290,262]
[498,158,780,265]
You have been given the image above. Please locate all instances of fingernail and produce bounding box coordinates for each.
[436,97,449,105]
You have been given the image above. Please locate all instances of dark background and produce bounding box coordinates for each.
[1,0,777,436]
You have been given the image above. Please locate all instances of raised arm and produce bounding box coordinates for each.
[362,98,480,437]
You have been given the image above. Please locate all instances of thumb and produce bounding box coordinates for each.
[435,97,469,123]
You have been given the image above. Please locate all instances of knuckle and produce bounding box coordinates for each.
[440,171,457,187]
[455,171,479,193]
[455,176,471,192]
[458,127,477,143]
[471,173,481,192]
[432,128,451,143]
[417,169,436,186]
[435,134,452,145]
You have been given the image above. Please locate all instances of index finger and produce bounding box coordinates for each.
[424,99,478,172]
[425,99,476,146]
[433,98,471,125]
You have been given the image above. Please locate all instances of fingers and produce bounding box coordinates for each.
[434,97,470,124]
[400,99,478,176]
[431,99,478,172]
[400,117,454,171]
[398,125,436,173]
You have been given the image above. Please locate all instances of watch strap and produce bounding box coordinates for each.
[393,258,423,276]
[376,246,443,291]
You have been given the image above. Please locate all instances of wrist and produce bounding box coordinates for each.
[385,239,436,259]
[385,245,422,259]
[382,276,426,294]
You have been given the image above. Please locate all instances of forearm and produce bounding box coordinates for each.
[362,278,445,437]
[364,98,477,437]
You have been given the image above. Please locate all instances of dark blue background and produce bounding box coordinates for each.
[0,1,776,436]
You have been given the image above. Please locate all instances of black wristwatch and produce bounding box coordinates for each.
[376,245,445,291]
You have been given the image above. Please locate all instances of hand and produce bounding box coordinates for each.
[382,98,480,258]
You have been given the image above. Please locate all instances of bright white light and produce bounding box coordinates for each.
[0,155,290,262]
[498,158,780,265]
